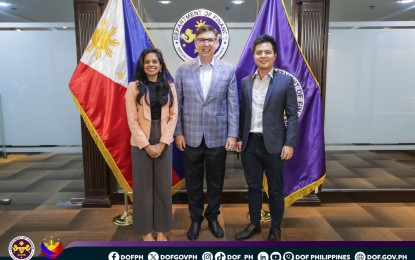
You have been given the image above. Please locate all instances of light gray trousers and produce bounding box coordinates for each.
[132,120,172,235]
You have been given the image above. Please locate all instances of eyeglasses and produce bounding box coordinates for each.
[195,38,217,45]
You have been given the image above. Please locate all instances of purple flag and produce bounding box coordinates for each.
[235,0,326,206]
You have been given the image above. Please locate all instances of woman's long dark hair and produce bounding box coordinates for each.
[132,47,173,107]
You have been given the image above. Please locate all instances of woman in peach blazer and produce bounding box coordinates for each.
[125,47,177,241]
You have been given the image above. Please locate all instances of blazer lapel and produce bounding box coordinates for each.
[191,59,205,101]
[247,75,254,113]
[143,91,151,120]
[205,59,219,101]
[264,69,279,108]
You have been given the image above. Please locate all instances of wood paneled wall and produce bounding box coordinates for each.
[73,0,118,207]
[292,0,330,111]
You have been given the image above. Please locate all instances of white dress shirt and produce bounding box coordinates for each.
[198,57,214,100]
[250,68,274,133]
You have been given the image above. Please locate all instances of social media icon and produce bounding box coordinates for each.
[215,252,226,260]
[283,252,294,260]
[270,252,282,260]
[203,252,214,260]
[257,252,269,260]
[354,252,366,260]
[148,252,159,260]
[108,252,120,260]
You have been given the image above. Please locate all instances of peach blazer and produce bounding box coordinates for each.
[125,81,178,149]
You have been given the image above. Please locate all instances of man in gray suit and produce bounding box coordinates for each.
[235,34,298,241]
[174,25,239,240]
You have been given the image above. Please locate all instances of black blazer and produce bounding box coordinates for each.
[239,69,298,154]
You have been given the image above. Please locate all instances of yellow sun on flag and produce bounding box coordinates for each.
[86,19,120,60]
[116,71,124,79]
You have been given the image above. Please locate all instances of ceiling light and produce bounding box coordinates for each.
[231,0,245,4]
[158,0,171,4]
[397,0,414,3]
[0,2,11,7]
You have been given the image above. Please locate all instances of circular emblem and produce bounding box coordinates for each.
[257,252,269,260]
[41,238,64,259]
[282,252,294,260]
[172,9,229,61]
[202,252,214,260]
[354,252,366,260]
[9,236,35,260]
[148,252,159,260]
[270,252,282,260]
[108,251,120,260]
[214,252,226,260]
[275,68,305,119]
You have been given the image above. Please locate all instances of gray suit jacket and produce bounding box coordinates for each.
[239,69,298,154]
[174,57,239,148]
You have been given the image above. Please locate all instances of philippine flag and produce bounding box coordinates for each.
[69,0,185,197]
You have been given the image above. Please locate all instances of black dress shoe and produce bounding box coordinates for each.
[235,223,261,240]
[187,222,201,240]
[208,220,224,238]
[267,227,281,241]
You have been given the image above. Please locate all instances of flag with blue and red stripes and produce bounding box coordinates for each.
[69,0,185,196]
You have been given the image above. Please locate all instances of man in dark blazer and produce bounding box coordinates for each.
[174,25,239,240]
[235,34,298,241]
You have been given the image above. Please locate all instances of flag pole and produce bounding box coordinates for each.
[113,191,133,226]
[260,173,271,222]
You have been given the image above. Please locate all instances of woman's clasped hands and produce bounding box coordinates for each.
[144,143,166,159]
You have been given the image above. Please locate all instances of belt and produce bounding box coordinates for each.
[249,132,263,138]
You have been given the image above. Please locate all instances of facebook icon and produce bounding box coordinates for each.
[108,251,120,260]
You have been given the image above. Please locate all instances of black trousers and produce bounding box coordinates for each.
[241,134,285,228]
[184,138,227,223]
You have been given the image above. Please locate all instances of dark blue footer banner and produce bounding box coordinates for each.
[3,241,415,260]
